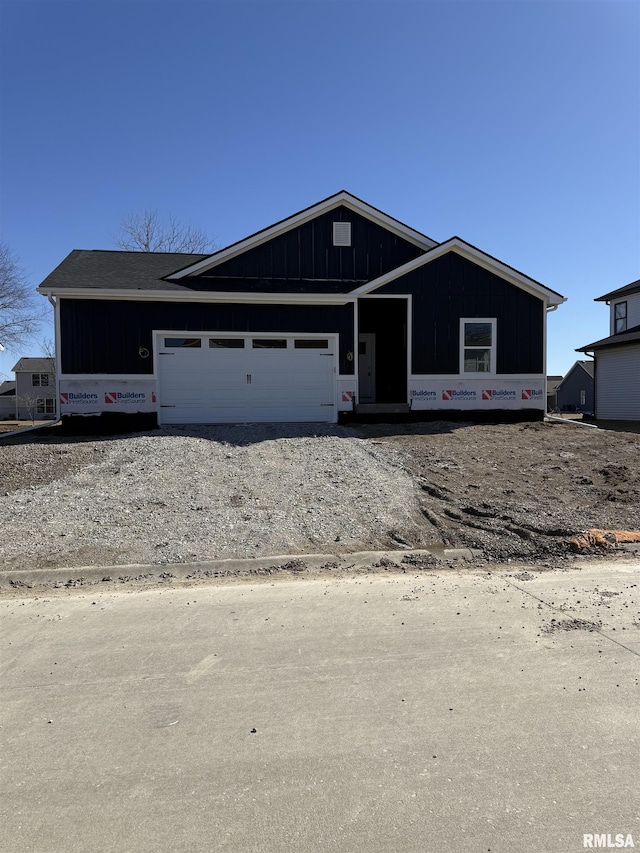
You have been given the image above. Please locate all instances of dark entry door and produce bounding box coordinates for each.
[358,298,407,403]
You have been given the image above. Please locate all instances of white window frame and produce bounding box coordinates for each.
[36,398,56,414]
[460,318,497,376]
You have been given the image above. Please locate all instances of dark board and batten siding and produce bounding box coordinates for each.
[189,207,426,292]
[377,252,544,375]
[60,300,355,375]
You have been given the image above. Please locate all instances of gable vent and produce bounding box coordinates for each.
[333,221,352,247]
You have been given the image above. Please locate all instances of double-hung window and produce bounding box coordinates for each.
[460,319,496,374]
[37,398,56,414]
[614,301,627,333]
[32,373,50,387]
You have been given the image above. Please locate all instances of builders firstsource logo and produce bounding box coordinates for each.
[442,389,477,401]
[522,389,544,400]
[105,391,146,404]
[411,389,436,399]
[482,389,517,400]
[60,392,99,404]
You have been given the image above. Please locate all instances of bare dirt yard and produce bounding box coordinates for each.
[0,419,639,580]
[357,419,640,562]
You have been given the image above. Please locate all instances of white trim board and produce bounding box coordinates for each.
[39,289,356,305]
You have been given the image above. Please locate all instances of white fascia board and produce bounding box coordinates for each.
[353,239,566,306]
[39,288,355,306]
[410,373,546,380]
[166,192,438,280]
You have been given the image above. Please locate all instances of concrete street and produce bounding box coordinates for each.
[2,561,639,853]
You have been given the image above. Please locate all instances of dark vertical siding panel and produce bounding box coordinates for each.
[196,206,425,289]
[376,253,545,374]
[60,299,355,376]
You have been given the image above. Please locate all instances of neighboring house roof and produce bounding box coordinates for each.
[0,380,16,396]
[578,360,595,378]
[577,324,640,352]
[594,278,640,302]
[556,360,594,391]
[12,358,55,373]
[547,376,563,395]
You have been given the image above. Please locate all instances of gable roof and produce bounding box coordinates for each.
[577,323,640,352]
[353,236,566,305]
[557,360,594,390]
[595,278,640,302]
[165,191,438,280]
[0,380,16,396]
[12,357,55,373]
[35,193,564,306]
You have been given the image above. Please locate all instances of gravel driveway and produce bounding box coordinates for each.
[0,425,433,572]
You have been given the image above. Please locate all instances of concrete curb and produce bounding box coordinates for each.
[0,547,484,590]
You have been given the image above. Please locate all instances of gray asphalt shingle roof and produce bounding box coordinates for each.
[37,250,209,292]
[11,358,55,373]
[577,324,640,352]
[595,278,640,302]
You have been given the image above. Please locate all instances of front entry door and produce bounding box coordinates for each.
[358,333,376,402]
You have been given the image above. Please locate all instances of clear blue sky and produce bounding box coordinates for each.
[1,0,638,381]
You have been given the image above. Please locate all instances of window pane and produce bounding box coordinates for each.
[40,374,49,386]
[464,323,492,347]
[209,339,244,348]
[615,318,627,333]
[164,337,202,348]
[464,348,491,372]
[32,375,40,386]
[294,339,328,349]
[252,339,287,348]
[614,302,627,319]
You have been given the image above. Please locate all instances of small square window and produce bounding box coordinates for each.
[37,398,56,414]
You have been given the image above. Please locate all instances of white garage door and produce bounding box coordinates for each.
[157,334,337,423]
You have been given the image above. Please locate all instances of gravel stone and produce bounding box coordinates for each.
[0,424,432,571]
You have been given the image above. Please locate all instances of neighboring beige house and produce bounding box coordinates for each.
[12,357,57,420]
[578,278,640,421]
[0,380,16,419]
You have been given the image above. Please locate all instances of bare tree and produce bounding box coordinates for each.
[0,242,43,351]
[40,337,56,359]
[114,210,217,253]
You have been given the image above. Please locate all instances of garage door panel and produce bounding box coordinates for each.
[157,335,336,423]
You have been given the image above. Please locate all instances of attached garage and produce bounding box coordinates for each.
[156,333,337,424]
